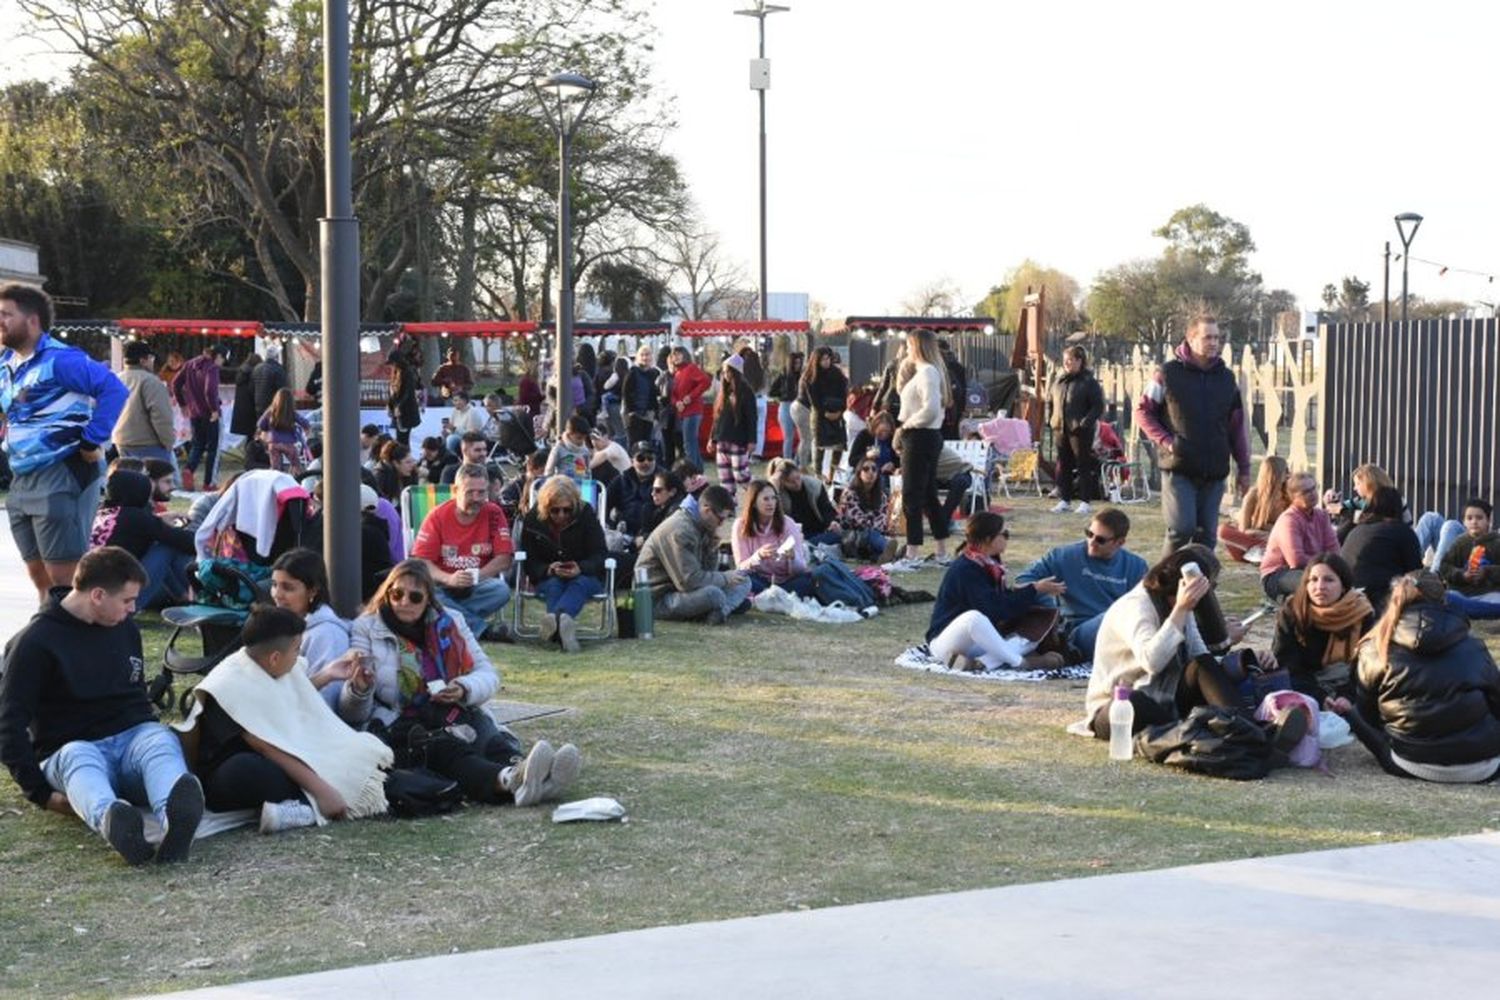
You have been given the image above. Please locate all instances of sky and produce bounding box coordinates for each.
[5,0,1498,321]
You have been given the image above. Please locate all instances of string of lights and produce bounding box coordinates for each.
[1390,253,1496,283]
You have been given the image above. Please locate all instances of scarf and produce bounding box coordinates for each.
[1287,588,1373,665]
[963,548,1006,588]
[381,605,476,720]
[175,649,391,821]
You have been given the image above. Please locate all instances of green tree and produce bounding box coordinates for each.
[585,258,668,321]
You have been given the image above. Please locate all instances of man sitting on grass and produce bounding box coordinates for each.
[1016,508,1148,659]
[636,484,752,625]
[0,547,204,865]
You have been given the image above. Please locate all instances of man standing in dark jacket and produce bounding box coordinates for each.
[622,345,660,452]
[1048,346,1105,515]
[0,547,204,865]
[251,346,288,417]
[1134,313,1251,557]
[174,343,225,491]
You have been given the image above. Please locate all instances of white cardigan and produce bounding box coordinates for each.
[1083,583,1207,720]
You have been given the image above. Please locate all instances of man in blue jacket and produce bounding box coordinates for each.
[1016,508,1147,658]
[0,285,128,604]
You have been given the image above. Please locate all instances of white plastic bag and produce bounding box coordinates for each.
[552,797,627,823]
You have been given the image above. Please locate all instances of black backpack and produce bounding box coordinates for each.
[1133,706,1273,781]
[383,768,464,818]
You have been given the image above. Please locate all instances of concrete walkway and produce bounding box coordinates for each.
[154,832,1500,999]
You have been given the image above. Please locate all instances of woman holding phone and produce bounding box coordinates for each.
[517,476,609,653]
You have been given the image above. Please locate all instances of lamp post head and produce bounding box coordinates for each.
[539,72,597,100]
[1394,212,1423,249]
[735,3,791,17]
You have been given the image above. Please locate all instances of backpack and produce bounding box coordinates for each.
[383,767,464,818]
[1133,706,1273,781]
[811,559,876,610]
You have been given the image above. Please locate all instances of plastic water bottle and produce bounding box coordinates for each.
[1109,686,1135,761]
[632,567,654,640]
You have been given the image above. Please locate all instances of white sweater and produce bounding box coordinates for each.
[898,362,944,430]
[1083,583,1207,719]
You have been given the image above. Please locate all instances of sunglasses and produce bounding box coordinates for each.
[1085,529,1118,544]
[550,506,576,516]
[858,464,877,472]
[388,587,428,605]
[650,485,671,494]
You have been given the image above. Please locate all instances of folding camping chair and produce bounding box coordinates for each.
[509,478,618,641]
[948,439,995,514]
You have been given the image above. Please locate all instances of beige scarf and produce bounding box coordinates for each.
[175,649,392,821]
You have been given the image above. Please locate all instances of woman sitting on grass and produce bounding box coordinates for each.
[1340,486,1423,614]
[1219,455,1288,562]
[1271,552,1373,703]
[835,453,895,562]
[343,559,581,805]
[1085,545,1279,739]
[1328,571,1500,783]
[731,479,814,597]
[270,548,361,708]
[925,512,1065,673]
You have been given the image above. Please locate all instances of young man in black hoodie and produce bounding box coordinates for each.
[0,547,204,865]
[90,469,195,609]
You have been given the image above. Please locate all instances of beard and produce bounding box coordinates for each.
[1,323,30,350]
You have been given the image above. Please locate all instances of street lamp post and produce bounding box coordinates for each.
[1395,212,1423,326]
[535,72,598,429]
[735,2,789,323]
[320,0,362,616]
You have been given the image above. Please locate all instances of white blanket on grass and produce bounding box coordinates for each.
[174,649,392,823]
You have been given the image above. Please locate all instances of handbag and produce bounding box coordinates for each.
[383,767,463,818]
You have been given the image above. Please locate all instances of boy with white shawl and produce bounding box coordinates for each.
[175,606,391,833]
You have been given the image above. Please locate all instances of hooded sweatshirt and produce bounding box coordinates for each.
[90,470,195,559]
[0,590,155,806]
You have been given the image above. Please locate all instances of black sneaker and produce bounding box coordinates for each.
[102,800,152,866]
[482,622,517,644]
[1268,707,1310,767]
[155,774,205,863]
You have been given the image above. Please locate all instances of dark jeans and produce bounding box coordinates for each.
[937,471,972,528]
[898,427,949,547]
[420,727,521,804]
[1262,567,1303,601]
[659,411,678,468]
[1090,653,1242,738]
[203,751,302,811]
[186,415,219,484]
[1161,471,1226,559]
[626,413,655,452]
[1056,428,1099,503]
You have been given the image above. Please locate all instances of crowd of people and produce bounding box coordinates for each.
[2,283,1499,868]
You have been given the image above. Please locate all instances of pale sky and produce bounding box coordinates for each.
[7,0,1498,320]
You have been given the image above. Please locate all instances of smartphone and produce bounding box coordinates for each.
[1181,561,1203,580]
[1239,606,1271,628]
[776,536,798,556]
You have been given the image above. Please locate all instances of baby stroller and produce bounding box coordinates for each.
[489,405,538,470]
[149,471,310,716]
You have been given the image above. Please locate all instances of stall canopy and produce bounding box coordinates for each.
[678,319,810,337]
[837,316,997,339]
[400,320,538,338]
[117,318,263,338]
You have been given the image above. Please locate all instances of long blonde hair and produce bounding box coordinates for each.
[535,474,582,521]
[1352,463,1394,497]
[1242,455,1290,529]
[1363,571,1447,663]
[902,329,951,408]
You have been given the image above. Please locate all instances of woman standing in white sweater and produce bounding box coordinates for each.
[896,329,952,563]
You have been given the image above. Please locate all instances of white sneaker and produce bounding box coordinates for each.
[503,740,556,807]
[1074,501,1092,515]
[539,743,583,802]
[260,799,318,834]
[557,612,581,653]
[1050,500,1070,513]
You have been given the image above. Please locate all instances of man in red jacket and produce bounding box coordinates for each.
[669,346,711,469]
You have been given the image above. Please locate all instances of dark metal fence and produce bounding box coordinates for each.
[1319,318,1500,518]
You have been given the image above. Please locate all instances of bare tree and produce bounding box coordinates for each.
[900,279,965,316]
[657,221,748,320]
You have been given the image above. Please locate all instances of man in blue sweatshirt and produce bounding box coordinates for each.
[0,284,128,604]
[0,547,204,865]
[1016,508,1147,658]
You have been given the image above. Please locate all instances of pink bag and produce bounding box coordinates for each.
[1255,690,1323,768]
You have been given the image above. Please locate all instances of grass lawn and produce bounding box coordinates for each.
[3,488,1499,998]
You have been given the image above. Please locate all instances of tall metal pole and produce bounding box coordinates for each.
[756,17,768,322]
[556,114,575,424]
[1382,241,1390,325]
[1401,253,1411,326]
[320,0,362,616]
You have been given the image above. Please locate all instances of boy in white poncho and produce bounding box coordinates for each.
[175,606,392,834]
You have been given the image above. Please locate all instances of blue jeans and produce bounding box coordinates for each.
[1161,472,1227,558]
[537,574,603,618]
[1070,612,1106,659]
[138,542,193,609]
[806,529,842,547]
[749,571,816,597]
[680,413,704,467]
[845,529,887,561]
[1415,513,1467,571]
[778,401,797,459]
[1446,590,1500,620]
[186,415,218,484]
[439,576,511,636]
[41,721,191,834]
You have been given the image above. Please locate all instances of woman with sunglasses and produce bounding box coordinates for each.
[344,559,581,805]
[517,476,608,653]
[637,470,687,546]
[731,479,815,596]
[926,512,1064,672]
[835,454,895,562]
[1260,470,1339,600]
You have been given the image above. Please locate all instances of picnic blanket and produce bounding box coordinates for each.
[893,644,1091,682]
